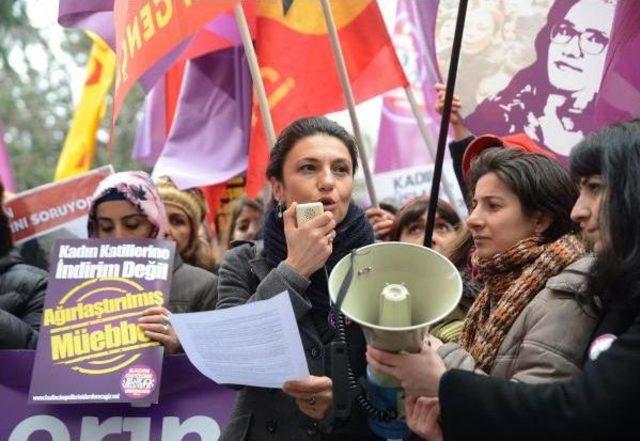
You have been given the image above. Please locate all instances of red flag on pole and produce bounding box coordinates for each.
[245,0,408,197]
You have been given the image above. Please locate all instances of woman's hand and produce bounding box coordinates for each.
[365,207,395,240]
[138,306,180,354]
[283,376,333,420]
[283,202,336,278]
[434,83,471,141]
[366,345,446,397]
[406,395,443,441]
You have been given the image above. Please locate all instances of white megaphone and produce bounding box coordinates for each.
[329,242,462,385]
[328,242,462,439]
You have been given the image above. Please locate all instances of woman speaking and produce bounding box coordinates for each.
[216,117,377,440]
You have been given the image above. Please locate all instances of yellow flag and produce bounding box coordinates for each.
[55,35,115,180]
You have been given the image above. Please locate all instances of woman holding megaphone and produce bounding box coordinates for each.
[368,144,597,398]
[368,120,640,441]
[216,117,377,440]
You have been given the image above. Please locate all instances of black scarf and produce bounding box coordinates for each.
[263,202,374,342]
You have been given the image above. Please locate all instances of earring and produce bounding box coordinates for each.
[277,201,284,219]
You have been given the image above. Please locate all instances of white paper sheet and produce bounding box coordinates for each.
[169,292,310,388]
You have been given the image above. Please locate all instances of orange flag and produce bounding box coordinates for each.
[245,0,408,197]
[113,0,235,121]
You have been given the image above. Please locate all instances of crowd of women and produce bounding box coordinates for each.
[2,90,639,439]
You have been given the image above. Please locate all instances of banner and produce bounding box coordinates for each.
[432,0,636,164]
[1,350,236,440]
[29,238,176,404]
[113,0,234,121]
[372,0,464,210]
[4,166,113,270]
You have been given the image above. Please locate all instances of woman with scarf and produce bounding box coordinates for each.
[88,171,218,354]
[368,120,640,441]
[216,117,376,440]
[370,147,596,387]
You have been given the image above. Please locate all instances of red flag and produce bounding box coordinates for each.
[245,0,408,197]
[113,0,235,121]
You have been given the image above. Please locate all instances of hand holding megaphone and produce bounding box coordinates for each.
[365,345,446,398]
[283,202,336,279]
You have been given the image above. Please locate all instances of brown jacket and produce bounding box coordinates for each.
[438,256,597,383]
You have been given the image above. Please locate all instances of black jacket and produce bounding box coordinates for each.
[0,252,48,349]
[439,301,640,441]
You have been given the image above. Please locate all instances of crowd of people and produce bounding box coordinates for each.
[1,85,639,439]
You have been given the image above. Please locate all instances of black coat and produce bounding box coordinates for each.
[438,301,640,441]
[0,252,48,349]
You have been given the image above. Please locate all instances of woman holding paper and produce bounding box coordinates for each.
[216,117,377,440]
[88,171,218,353]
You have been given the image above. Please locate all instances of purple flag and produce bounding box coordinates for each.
[0,123,16,193]
[374,0,440,174]
[151,47,252,189]
[133,77,168,167]
[58,0,115,49]
[593,0,640,129]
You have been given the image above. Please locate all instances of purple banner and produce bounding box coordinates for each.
[29,239,176,404]
[2,350,236,441]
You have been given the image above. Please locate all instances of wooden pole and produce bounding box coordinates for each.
[403,85,464,219]
[233,4,276,148]
[423,0,468,247]
[319,0,378,207]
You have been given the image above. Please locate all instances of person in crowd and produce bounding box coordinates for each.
[366,119,640,441]
[216,117,377,440]
[370,147,596,390]
[88,171,218,354]
[155,176,217,272]
[226,196,264,244]
[390,196,460,254]
[0,181,48,349]
[365,202,398,241]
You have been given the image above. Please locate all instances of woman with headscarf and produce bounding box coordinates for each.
[88,171,218,353]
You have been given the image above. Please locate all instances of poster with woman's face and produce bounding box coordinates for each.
[436,0,617,160]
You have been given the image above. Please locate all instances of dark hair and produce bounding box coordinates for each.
[469,148,578,241]
[390,197,461,242]
[227,197,265,243]
[0,181,13,257]
[569,134,602,179]
[575,120,640,307]
[266,116,359,181]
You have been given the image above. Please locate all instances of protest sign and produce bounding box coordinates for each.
[2,351,236,441]
[29,238,175,404]
[4,166,113,270]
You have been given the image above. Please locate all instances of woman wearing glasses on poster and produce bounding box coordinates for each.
[465,0,615,162]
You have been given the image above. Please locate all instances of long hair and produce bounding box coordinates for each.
[573,120,640,307]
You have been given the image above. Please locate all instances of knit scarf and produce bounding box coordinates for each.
[459,234,585,372]
[263,202,375,343]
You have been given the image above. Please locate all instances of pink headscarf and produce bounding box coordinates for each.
[88,171,169,239]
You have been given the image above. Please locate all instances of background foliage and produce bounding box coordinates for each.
[0,0,147,192]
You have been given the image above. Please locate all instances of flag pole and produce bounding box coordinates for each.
[233,4,277,148]
[403,85,463,218]
[319,0,378,207]
[423,0,468,248]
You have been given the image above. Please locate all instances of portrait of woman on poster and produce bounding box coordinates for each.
[465,0,616,161]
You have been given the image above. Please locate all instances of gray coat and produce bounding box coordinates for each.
[168,254,218,313]
[216,242,377,441]
[438,256,598,383]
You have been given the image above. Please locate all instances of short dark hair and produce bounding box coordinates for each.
[469,148,578,241]
[391,197,461,242]
[0,181,13,257]
[266,116,359,181]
